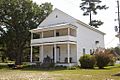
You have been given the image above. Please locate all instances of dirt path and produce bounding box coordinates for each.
[0,70,54,80]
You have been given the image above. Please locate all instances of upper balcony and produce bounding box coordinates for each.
[31,35,77,45]
[30,23,77,46]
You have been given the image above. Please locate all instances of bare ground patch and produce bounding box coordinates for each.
[0,70,54,80]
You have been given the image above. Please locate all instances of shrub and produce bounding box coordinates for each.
[55,65,67,70]
[95,50,114,69]
[79,54,96,69]
[109,57,116,66]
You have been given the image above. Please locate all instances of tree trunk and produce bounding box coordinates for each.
[15,48,23,65]
[89,0,92,26]
[89,11,92,25]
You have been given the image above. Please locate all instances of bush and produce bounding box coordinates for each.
[95,50,114,69]
[79,54,96,69]
[109,57,116,66]
[55,65,67,70]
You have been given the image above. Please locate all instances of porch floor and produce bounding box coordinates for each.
[29,62,77,67]
[55,62,77,67]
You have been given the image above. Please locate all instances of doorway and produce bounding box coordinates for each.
[53,46,60,63]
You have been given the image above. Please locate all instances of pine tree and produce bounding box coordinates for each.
[80,0,108,28]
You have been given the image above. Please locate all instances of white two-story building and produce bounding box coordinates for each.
[29,8,105,66]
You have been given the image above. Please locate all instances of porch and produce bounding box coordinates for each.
[30,43,77,66]
[30,23,78,66]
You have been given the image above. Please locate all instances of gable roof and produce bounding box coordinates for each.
[38,8,76,27]
[36,8,105,35]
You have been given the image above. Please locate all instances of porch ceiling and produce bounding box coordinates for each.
[31,41,76,46]
[29,23,77,33]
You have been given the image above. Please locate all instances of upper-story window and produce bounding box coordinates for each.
[56,15,58,18]
[95,41,99,44]
[43,30,54,38]
[56,28,68,36]
[56,32,60,36]
[33,33,40,39]
[33,28,77,39]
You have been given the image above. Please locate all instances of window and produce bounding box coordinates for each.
[83,48,85,55]
[56,32,59,36]
[95,41,100,48]
[56,15,58,18]
[95,41,99,44]
[90,49,93,55]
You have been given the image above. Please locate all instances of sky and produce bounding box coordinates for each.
[33,0,119,48]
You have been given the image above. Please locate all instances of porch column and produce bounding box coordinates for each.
[68,28,70,35]
[31,33,33,39]
[30,46,33,62]
[39,46,41,62]
[67,43,70,63]
[40,45,43,63]
[41,32,43,62]
[54,44,57,63]
[54,30,56,37]
[41,31,43,38]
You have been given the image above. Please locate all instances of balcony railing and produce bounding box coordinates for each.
[31,35,77,45]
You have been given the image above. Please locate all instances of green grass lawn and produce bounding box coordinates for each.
[0,63,120,80]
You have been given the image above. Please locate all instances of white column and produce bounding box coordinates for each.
[30,46,33,62]
[119,36,120,47]
[54,44,57,63]
[68,28,70,35]
[31,33,33,39]
[41,32,43,38]
[40,45,43,63]
[41,32,43,62]
[67,43,70,63]
[54,30,56,37]
[39,46,41,62]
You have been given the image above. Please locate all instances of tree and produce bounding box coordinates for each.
[114,47,120,55]
[80,0,108,28]
[0,0,53,65]
[95,49,114,69]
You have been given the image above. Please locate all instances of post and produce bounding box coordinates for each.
[31,33,33,39]
[41,31,43,38]
[54,30,56,37]
[117,0,120,46]
[40,45,43,63]
[89,0,92,25]
[39,46,41,62]
[68,28,70,35]
[117,0,120,33]
[30,46,33,62]
[54,44,57,63]
[67,43,70,63]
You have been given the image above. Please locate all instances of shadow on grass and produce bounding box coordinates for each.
[1,63,120,72]
[20,65,68,72]
[21,65,120,71]
[78,64,120,71]
[103,64,120,70]
[0,63,67,71]
[0,63,9,69]
[112,73,120,76]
